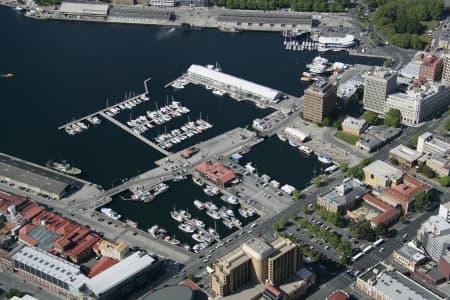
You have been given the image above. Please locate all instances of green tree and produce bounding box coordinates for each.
[364,111,379,126]
[390,157,399,165]
[384,57,393,67]
[438,176,450,187]
[292,189,301,199]
[289,211,297,220]
[5,289,23,299]
[272,223,279,232]
[418,164,436,178]
[340,162,349,172]
[350,220,376,241]
[208,261,213,269]
[300,205,307,214]
[444,118,450,131]
[407,134,419,149]
[339,255,350,265]
[333,117,345,130]
[375,223,387,236]
[413,190,429,212]
[187,273,195,281]
[322,117,332,127]
[384,108,402,128]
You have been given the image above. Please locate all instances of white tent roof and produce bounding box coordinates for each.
[281,184,296,194]
[187,64,281,101]
[284,127,308,141]
[60,1,109,16]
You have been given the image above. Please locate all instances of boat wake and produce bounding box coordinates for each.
[156,27,177,40]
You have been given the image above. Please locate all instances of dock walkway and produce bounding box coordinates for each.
[99,112,170,155]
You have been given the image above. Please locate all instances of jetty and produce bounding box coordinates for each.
[99,111,170,155]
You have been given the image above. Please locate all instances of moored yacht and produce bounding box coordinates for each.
[193,200,205,210]
[206,210,221,220]
[100,208,121,220]
[178,223,195,233]
[204,201,218,211]
[299,145,313,156]
[223,196,238,205]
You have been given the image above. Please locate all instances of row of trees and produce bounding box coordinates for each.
[349,220,377,241]
[209,0,351,12]
[345,158,371,180]
[363,109,402,128]
[369,0,444,49]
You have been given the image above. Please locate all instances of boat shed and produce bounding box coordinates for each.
[187,64,282,103]
[217,11,312,32]
[59,1,110,19]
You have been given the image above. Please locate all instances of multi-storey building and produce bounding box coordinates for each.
[303,79,337,124]
[417,215,450,262]
[363,67,397,114]
[442,53,450,82]
[419,55,443,81]
[210,237,302,297]
[417,132,450,156]
[384,83,450,126]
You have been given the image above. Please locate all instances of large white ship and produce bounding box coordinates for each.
[318,34,356,52]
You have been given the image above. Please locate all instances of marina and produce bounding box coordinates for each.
[58,78,151,133]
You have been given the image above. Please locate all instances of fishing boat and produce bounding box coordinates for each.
[238,208,249,218]
[192,218,205,228]
[170,208,183,222]
[165,235,181,245]
[193,176,203,186]
[223,196,238,205]
[193,200,205,210]
[298,145,313,156]
[277,132,287,142]
[126,219,138,228]
[288,139,299,147]
[204,201,218,211]
[100,208,121,220]
[318,155,332,164]
[223,219,234,229]
[178,223,195,233]
[206,210,221,220]
[47,161,82,175]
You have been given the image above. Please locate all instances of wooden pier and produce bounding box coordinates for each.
[99,111,170,156]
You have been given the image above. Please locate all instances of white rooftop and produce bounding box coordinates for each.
[373,270,442,300]
[342,116,367,130]
[389,144,423,162]
[419,215,450,236]
[318,34,355,44]
[187,64,281,101]
[284,127,308,141]
[60,1,109,16]
[363,160,403,181]
[12,246,88,291]
[86,251,155,296]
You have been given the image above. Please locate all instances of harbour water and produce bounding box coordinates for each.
[1,7,383,230]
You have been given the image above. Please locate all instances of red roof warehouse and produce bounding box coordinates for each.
[195,161,236,188]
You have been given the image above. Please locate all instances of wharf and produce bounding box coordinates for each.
[99,111,170,155]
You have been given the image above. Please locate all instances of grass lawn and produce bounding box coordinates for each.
[334,131,360,145]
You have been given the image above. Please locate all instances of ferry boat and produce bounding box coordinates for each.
[170,208,183,222]
[193,200,205,210]
[318,155,332,164]
[47,161,82,175]
[204,201,218,211]
[318,34,356,52]
[100,208,121,220]
[277,132,287,142]
[299,145,313,156]
[178,223,195,233]
[206,210,221,220]
[126,219,138,228]
[223,196,238,205]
